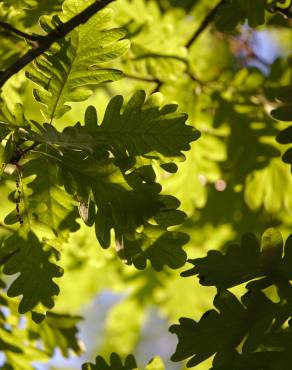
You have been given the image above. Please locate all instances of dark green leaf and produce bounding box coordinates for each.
[1,232,63,315]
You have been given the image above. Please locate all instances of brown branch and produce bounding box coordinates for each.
[0,0,115,88]
[0,21,44,42]
[186,0,225,49]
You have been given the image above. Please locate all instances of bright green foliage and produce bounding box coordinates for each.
[4,157,80,239]
[0,0,63,28]
[112,0,189,81]
[27,4,130,121]
[17,91,196,272]
[0,87,197,315]
[0,281,80,369]
[0,0,291,369]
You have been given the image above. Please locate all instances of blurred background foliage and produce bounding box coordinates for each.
[0,0,291,369]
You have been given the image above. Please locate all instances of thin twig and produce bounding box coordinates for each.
[125,73,160,84]
[269,1,292,18]
[273,7,292,18]
[186,0,225,49]
[0,21,44,42]
[250,51,270,68]
[0,0,115,88]
[151,81,163,94]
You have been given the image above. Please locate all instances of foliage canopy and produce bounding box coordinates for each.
[0,0,291,369]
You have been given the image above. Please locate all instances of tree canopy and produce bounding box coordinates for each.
[0,0,291,369]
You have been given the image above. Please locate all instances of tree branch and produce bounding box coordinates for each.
[186,0,225,49]
[268,1,292,18]
[0,0,115,88]
[273,6,292,18]
[0,21,44,42]
[250,51,270,68]
[125,73,160,84]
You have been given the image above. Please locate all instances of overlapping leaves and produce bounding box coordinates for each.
[0,100,31,175]
[4,157,80,240]
[90,90,200,159]
[0,291,81,369]
[171,229,292,369]
[23,90,198,270]
[0,89,198,319]
[28,90,199,160]
[112,0,189,81]
[27,1,130,122]
[182,228,292,289]
[0,311,47,370]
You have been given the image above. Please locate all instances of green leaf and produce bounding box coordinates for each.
[122,228,189,271]
[27,7,130,121]
[215,2,245,32]
[182,233,261,290]
[277,125,292,145]
[276,125,292,170]
[30,92,198,269]
[244,158,292,213]
[113,0,189,81]
[82,353,165,370]
[1,232,63,315]
[27,121,98,154]
[30,312,83,357]
[4,157,80,241]
[260,228,283,271]
[82,353,138,370]
[0,136,14,167]
[215,0,266,31]
[0,101,28,129]
[145,357,164,370]
[237,0,266,27]
[271,106,292,121]
[0,319,48,370]
[182,230,292,289]
[26,91,200,163]
[34,147,188,269]
[170,290,276,368]
[270,85,292,170]
[93,91,200,160]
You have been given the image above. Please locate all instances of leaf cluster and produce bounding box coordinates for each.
[0,0,291,369]
[171,229,292,369]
